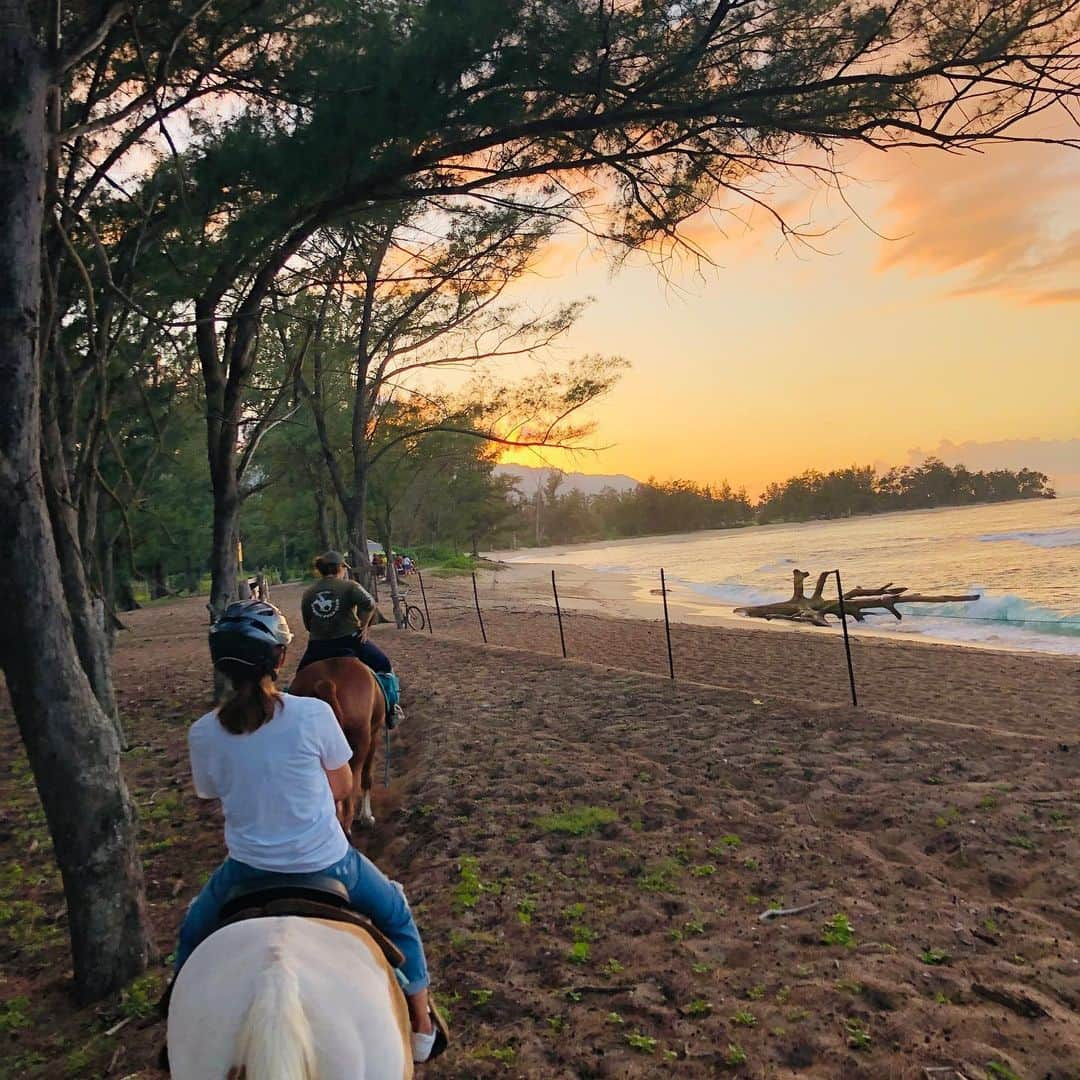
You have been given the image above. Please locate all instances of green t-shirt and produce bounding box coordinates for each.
[301,576,375,640]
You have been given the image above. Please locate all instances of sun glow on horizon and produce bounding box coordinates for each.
[495,140,1080,497]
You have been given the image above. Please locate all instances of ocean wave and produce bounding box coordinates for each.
[979,527,1080,549]
[754,558,798,574]
[905,592,1080,637]
[680,579,786,609]
[688,577,1080,654]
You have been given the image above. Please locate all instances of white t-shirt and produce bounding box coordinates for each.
[188,693,352,872]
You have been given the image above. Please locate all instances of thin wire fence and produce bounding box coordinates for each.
[385,566,1077,726]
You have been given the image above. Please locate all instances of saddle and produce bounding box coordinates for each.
[155,876,416,1073]
[216,874,405,970]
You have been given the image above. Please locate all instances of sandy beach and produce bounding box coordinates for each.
[407,562,1078,735]
[0,577,1076,1077]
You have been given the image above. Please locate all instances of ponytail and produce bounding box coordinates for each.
[217,669,281,735]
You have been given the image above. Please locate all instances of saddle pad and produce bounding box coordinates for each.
[219,897,406,969]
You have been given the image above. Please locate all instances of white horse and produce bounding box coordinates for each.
[167,916,413,1079]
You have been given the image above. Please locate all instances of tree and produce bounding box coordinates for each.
[0,0,153,1002]
[290,203,611,584]
[140,0,1080,613]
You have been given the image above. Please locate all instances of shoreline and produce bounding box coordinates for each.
[487,491,1067,561]
[464,558,1080,661]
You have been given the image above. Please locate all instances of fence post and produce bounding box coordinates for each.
[551,570,567,658]
[660,568,675,680]
[471,571,488,643]
[834,569,858,707]
[416,568,433,634]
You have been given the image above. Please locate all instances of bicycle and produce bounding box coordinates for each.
[394,585,426,631]
[403,602,425,631]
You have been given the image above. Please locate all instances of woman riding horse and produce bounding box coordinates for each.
[299,550,405,728]
[172,600,442,1064]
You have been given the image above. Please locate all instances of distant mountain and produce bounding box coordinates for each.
[494,463,640,496]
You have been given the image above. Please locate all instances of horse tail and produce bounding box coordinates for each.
[230,944,317,1080]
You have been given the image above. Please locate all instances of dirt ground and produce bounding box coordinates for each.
[0,579,1077,1079]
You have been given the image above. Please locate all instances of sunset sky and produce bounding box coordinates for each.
[498,133,1080,496]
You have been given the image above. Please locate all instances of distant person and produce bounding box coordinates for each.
[297,551,405,727]
[402,555,414,574]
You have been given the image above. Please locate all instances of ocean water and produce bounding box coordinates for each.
[501,495,1080,656]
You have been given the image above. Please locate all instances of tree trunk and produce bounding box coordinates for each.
[347,468,373,591]
[40,410,119,726]
[207,450,241,620]
[149,560,169,600]
[376,516,405,629]
[313,466,332,551]
[0,9,153,1000]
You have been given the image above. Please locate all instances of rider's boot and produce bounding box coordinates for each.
[388,703,405,729]
[411,1000,449,1063]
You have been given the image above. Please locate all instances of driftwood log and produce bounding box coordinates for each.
[735,570,979,627]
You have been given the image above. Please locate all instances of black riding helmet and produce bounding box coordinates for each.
[209,600,293,676]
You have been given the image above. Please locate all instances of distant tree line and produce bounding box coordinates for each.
[494,459,1055,547]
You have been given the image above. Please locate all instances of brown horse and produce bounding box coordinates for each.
[289,657,385,836]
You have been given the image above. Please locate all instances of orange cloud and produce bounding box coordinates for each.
[870,141,1080,305]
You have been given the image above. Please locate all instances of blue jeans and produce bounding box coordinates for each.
[175,848,430,994]
[297,635,392,674]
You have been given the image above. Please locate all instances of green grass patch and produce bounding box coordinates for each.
[568,941,590,964]
[472,1044,516,1064]
[120,971,165,1019]
[920,948,950,966]
[845,1018,871,1050]
[453,856,500,910]
[725,1043,748,1066]
[821,913,855,948]
[536,806,618,836]
[637,859,681,893]
[0,996,32,1034]
[410,544,479,573]
[626,1032,657,1054]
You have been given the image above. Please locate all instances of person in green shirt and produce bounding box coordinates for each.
[297,551,405,727]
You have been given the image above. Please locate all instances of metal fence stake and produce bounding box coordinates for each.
[416,568,433,634]
[834,568,858,707]
[660,567,675,680]
[471,571,488,643]
[551,570,567,658]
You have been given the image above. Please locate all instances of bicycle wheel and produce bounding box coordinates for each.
[405,604,425,631]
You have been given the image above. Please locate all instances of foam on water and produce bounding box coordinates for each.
[979,527,1080,549]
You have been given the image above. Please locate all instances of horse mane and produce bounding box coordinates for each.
[230,929,317,1080]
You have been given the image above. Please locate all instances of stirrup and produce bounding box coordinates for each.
[388,703,405,730]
